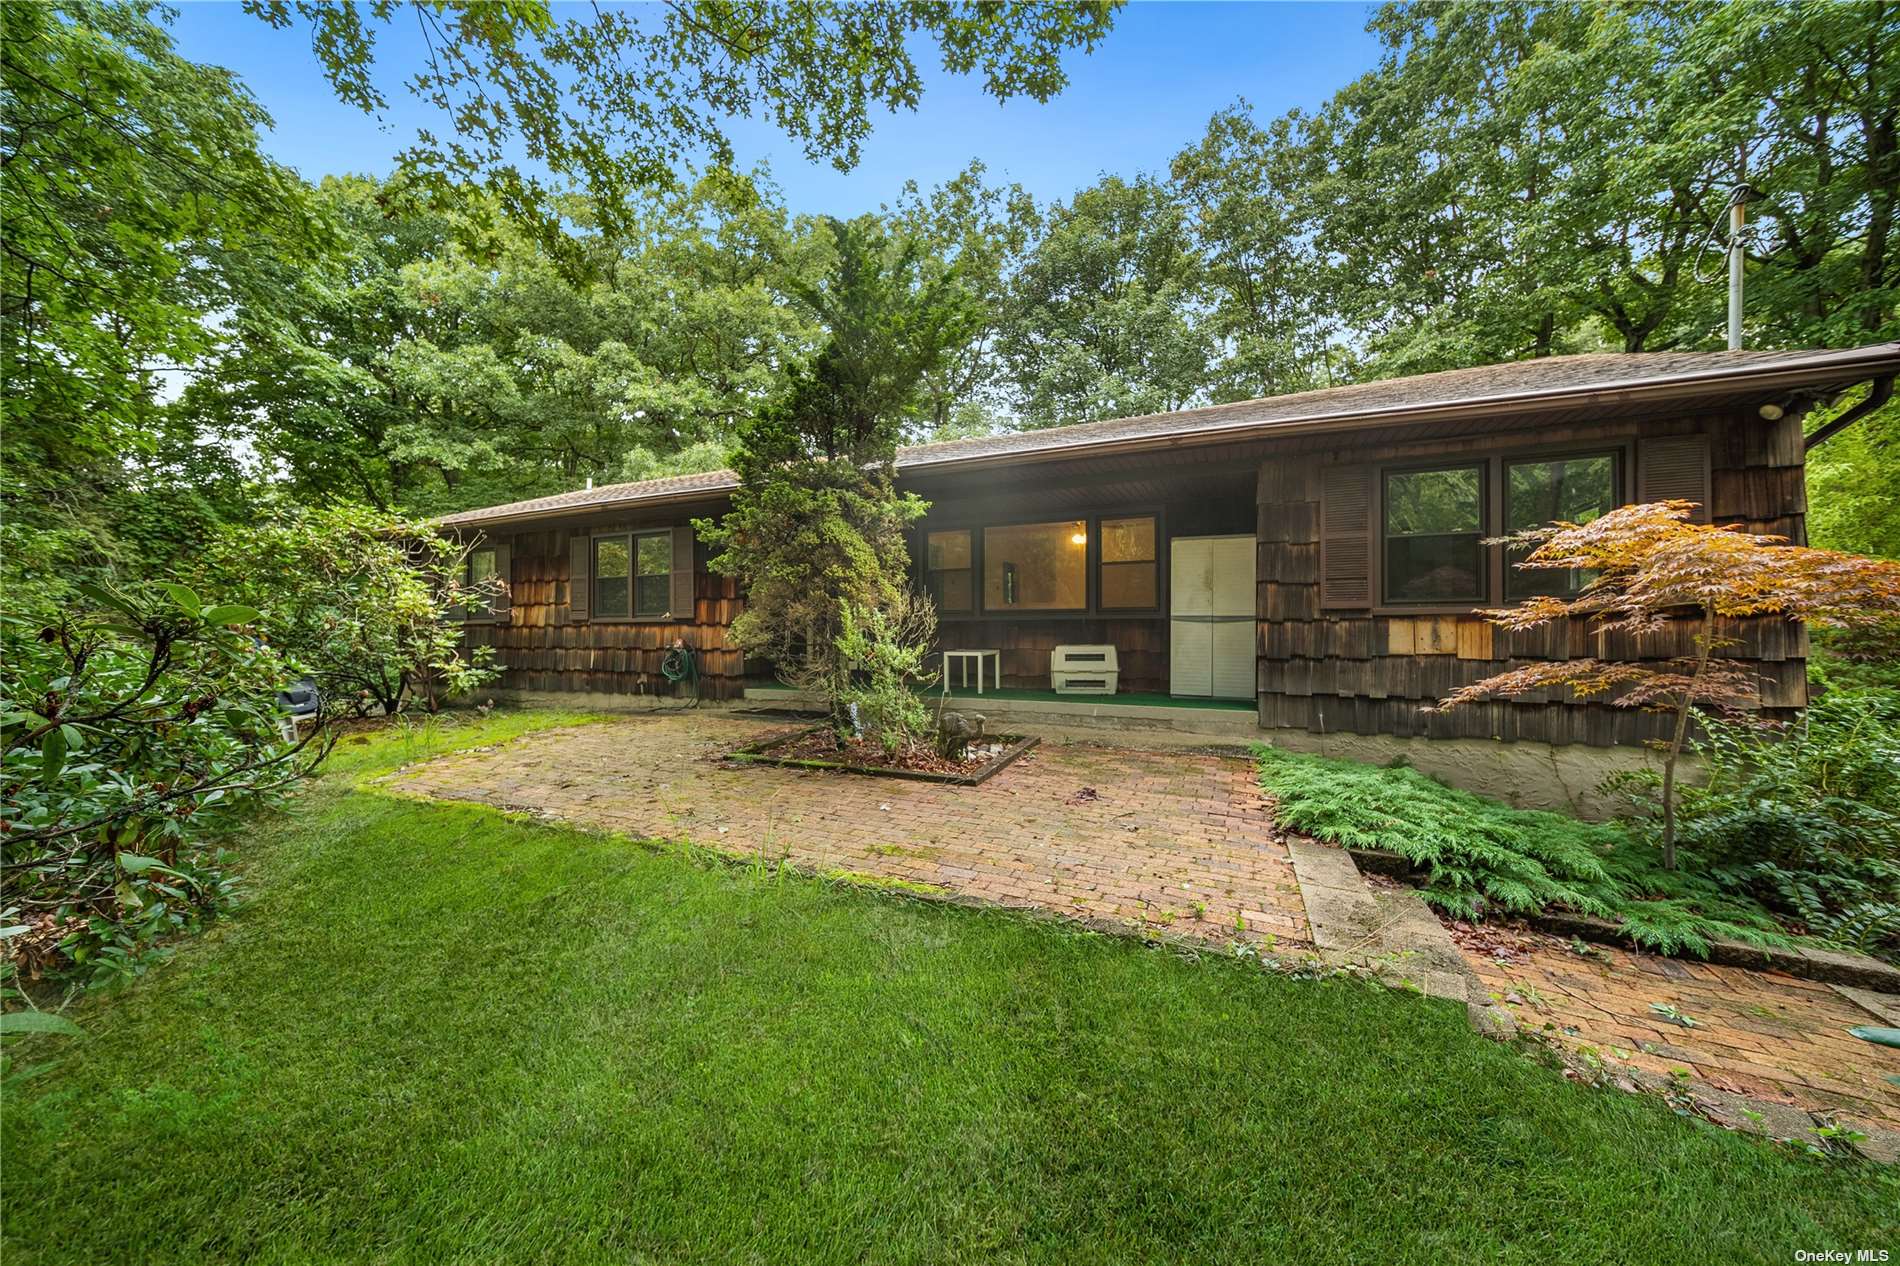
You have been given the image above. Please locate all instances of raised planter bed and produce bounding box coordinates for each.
[727,725,1038,786]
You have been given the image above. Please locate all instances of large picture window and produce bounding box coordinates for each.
[983,520,1087,612]
[593,531,672,618]
[1504,453,1619,599]
[1383,464,1485,604]
[1099,515,1158,610]
[925,529,973,615]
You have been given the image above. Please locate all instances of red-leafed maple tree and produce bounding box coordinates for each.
[1438,501,1900,869]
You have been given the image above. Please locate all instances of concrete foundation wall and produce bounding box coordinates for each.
[1255,726,1682,820]
[467,688,746,715]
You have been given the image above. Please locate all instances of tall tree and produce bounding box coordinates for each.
[1171,104,1334,399]
[0,0,316,567]
[1000,175,1212,427]
[1684,0,1900,347]
[242,0,1119,259]
[890,162,1040,438]
[181,174,823,514]
[701,216,981,725]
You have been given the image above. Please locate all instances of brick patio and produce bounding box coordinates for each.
[385,714,1311,948]
[385,713,1900,1145]
[1458,925,1900,1132]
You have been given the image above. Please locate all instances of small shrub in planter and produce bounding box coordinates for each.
[834,592,940,757]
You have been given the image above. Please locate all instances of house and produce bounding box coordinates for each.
[440,344,1899,792]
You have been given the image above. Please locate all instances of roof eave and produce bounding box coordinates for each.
[438,483,738,531]
[441,343,1900,528]
[898,342,1900,476]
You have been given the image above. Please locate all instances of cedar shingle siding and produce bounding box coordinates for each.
[463,522,748,700]
[444,345,1897,745]
[1254,407,1809,746]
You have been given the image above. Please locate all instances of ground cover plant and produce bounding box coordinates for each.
[2,711,1894,1265]
[1254,746,1785,957]
[1636,687,1900,959]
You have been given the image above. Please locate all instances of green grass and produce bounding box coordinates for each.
[3,712,1892,1264]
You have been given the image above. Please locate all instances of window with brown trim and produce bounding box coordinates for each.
[593,530,672,619]
[982,520,1088,612]
[1324,440,1653,612]
[1382,464,1485,604]
[924,529,973,615]
[1503,452,1619,599]
[1098,515,1158,610]
[468,546,498,589]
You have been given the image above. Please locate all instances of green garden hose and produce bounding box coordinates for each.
[660,643,700,706]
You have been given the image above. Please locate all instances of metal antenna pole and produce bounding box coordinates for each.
[1727,194,1745,350]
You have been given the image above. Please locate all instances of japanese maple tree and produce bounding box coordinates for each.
[1438,501,1900,869]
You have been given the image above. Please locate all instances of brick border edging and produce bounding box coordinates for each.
[1346,847,1900,995]
[725,725,1040,786]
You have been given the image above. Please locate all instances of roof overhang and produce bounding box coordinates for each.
[440,342,1900,530]
[897,342,1900,477]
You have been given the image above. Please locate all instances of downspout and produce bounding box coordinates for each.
[1805,375,1895,451]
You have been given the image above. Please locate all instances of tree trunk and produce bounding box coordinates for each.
[1661,610,1715,871]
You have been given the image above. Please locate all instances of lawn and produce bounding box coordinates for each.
[2,712,1893,1264]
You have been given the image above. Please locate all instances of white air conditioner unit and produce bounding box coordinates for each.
[1051,644,1119,695]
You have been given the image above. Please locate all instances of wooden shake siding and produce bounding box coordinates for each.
[463,524,748,700]
[1255,408,1810,747]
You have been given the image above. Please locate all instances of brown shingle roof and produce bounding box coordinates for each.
[439,343,1900,527]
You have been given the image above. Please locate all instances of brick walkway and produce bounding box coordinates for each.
[1459,925,1900,1132]
[385,714,1310,948]
[385,712,1900,1144]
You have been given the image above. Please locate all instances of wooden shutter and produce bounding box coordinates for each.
[490,541,512,622]
[568,532,591,622]
[1320,465,1374,609]
[669,525,696,621]
[1638,435,1711,522]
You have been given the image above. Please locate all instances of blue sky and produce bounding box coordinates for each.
[166,1,1384,214]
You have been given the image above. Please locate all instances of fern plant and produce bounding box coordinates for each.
[1621,688,1900,963]
[1254,746,1785,956]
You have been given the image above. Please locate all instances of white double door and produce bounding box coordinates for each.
[1169,534,1255,700]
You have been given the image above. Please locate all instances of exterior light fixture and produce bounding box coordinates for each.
[1758,402,1785,421]
[1071,530,1087,545]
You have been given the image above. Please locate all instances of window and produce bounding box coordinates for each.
[636,533,672,616]
[1383,464,1485,604]
[983,520,1087,611]
[466,546,500,617]
[1504,452,1619,599]
[593,531,673,618]
[1099,516,1158,609]
[925,530,973,614]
